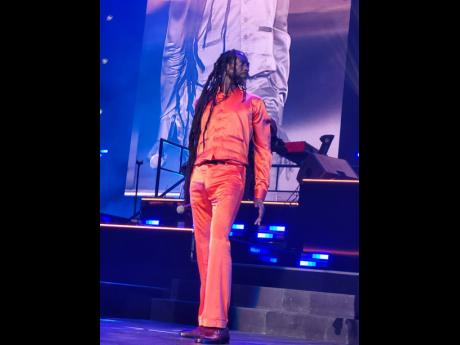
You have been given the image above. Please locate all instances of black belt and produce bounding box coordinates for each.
[201,159,230,165]
[198,160,246,167]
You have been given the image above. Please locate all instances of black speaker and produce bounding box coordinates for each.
[296,153,358,183]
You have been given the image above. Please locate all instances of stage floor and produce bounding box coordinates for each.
[100,318,342,345]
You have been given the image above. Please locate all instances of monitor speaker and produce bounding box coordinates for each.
[296,153,358,183]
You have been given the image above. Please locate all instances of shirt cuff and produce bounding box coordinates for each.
[254,188,267,201]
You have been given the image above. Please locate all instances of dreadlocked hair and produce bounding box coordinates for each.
[183,49,248,203]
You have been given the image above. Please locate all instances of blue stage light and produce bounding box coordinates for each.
[145,219,160,225]
[312,253,329,260]
[257,233,273,239]
[268,225,285,232]
[299,260,317,267]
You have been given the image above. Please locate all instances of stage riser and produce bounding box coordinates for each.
[101,227,358,294]
[139,181,359,272]
[171,279,356,318]
[101,226,359,343]
[100,283,168,319]
[149,278,358,343]
[149,298,358,344]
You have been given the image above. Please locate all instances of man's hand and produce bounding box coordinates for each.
[254,199,265,226]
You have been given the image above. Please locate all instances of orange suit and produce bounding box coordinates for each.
[190,87,272,328]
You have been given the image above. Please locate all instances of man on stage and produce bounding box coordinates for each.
[180,49,272,344]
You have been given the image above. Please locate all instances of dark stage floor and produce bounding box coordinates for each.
[100,318,342,345]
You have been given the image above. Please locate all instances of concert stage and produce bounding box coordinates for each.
[100,318,352,345]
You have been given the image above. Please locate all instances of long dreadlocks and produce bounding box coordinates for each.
[183,49,248,203]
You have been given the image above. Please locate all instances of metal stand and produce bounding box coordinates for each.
[130,159,143,223]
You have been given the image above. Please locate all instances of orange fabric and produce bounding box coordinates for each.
[195,87,272,201]
[190,163,246,328]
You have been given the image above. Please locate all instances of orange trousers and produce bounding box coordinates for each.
[190,162,246,328]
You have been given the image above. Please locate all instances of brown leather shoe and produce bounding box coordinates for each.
[179,326,206,338]
[195,327,230,344]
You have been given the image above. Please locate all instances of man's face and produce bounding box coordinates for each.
[228,53,250,82]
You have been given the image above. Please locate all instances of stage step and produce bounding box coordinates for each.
[170,279,356,318]
[231,263,358,295]
[150,279,358,344]
[138,194,358,272]
[100,281,169,319]
[149,298,358,344]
